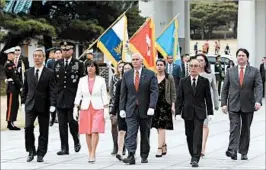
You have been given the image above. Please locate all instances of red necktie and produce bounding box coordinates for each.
[239,67,244,86]
[135,71,139,92]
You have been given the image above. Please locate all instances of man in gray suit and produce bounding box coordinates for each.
[120,53,158,165]
[221,48,263,161]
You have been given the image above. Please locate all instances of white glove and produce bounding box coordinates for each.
[73,107,79,121]
[4,78,13,83]
[119,110,126,118]
[208,115,214,121]
[49,106,56,112]
[21,104,25,114]
[147,108,155,116]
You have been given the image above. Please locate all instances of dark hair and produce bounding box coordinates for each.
[156,58,166,66]
[121,62,133,76]
[181,54,190,60]
[54,48,62,53]
[195,53,211,73]
[85,60,99,75]
[236,48,249,58]
[228,60,235,66]
[216,55,221,61]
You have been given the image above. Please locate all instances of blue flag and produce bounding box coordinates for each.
[156,17,180,63]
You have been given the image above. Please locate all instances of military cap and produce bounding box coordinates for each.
[85,49,94,55]
[45,47,55,53]
[4,47,15,54]
[60,41,74,50]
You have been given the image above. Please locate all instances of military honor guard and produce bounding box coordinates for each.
[53,41,85,155]
[14,46,30,84]
[4,47,22,130]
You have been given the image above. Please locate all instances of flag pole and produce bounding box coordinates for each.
[157,13,180,38]
[78,7,130,59]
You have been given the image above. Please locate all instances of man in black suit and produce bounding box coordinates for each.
[120,53,159,164]
[21,48,56,162]
[259,57,265,97]
[53,41,85,155]
[176,58,213,167]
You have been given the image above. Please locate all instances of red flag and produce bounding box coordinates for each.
[129,18,156,71]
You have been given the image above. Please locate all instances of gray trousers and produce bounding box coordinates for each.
[228,110,254,155]
[125,107,152,159]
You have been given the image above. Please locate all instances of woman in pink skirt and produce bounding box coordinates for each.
[73,60,108,163]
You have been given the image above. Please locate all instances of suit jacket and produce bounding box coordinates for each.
[221,66,263,113]
[176,76,213,120]
[53,58,85,108]
[21,67,55,113]
[110,79,122,115]
[166,63,180,89]
[260,63,265,82]
[119,68,159,119]
[74,75,108,110]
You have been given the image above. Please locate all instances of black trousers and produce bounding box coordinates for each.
[6,92,19,122]
[25,108,49,156]
[184,118,204,162]
[125,107,152,159]
[228,111,254,155]
[57,108,79,151]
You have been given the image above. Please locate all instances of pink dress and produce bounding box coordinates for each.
[79,78,105,134]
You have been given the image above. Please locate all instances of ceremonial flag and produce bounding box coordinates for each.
[129,18,156,71]
[156,16,180,62]
[97,14,128,67]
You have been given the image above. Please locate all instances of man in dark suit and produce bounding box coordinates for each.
[176,58,213,167]
[120,53,158,164]
[221,48,263,161]
[259,57,265,97]
[53,41,85,155]
[21,48,56,162]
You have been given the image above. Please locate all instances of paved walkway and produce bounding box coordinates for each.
[1,99,265,169]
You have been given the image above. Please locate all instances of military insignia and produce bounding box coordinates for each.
[71,75,74,79]
[57,74,59,78]
[56,63,60,68]
[72,62,79,70]
[7,61,10,64]
[114,42,123,55]
[73,79,76,83]
[75,75,78,79]
[64,41,67,45]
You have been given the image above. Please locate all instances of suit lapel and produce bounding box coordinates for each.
[91,76,98,95]
[31,68,36,87]
[139,69,146,88]
[235,66,240,87]
[129,70,136,94]
[195,76,203,96]
[243,66,250,87]
[36,67,47,89]
[186,77,194,95]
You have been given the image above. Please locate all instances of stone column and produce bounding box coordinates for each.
[237,0,256,66]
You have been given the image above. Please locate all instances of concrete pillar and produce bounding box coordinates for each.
[184,0,190,55]
[237,0,256,66]
[255,0,266,67]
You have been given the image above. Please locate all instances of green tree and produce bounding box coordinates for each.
[190,1,238,39]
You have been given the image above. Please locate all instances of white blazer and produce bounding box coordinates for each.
[74,75,108,110]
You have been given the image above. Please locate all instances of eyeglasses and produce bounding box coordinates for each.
[189,64,199,68]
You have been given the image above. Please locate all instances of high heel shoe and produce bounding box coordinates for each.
[162,144,167,155]
[155,148,163,157]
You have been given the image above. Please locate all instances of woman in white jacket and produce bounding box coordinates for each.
[73,60,108,163]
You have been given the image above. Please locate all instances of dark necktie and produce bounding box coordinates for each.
[35,69,39,83]
[65,60,68,70]
[192,78,196,94]
[186,63,189,76]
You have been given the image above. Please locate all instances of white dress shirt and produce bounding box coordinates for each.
[238,65,247,76]
[190,75,198,86]
[64,57,72,66]
[34,65,44,81]
[134,67,142,83]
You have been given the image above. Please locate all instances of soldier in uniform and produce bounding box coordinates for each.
[53,41,85,155]
[4,47,22,130]
[14,46,30,85]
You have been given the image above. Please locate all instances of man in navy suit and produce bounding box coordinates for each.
[120,53,159,164]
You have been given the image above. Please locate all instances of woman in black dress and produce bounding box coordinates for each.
[110,62,133,161]
[152,59,176,157]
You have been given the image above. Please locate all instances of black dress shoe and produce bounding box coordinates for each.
[241,154,248,160]
[27,151,36,162]
[7,125,21,130]
[57,150,69,155]
[226,150,237,160]
[37,155,44,162]
[74,143,81,152]
[141,158,148,163]
[116,154,122,161]
[122,153,135,165]
[191,161,199,167]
